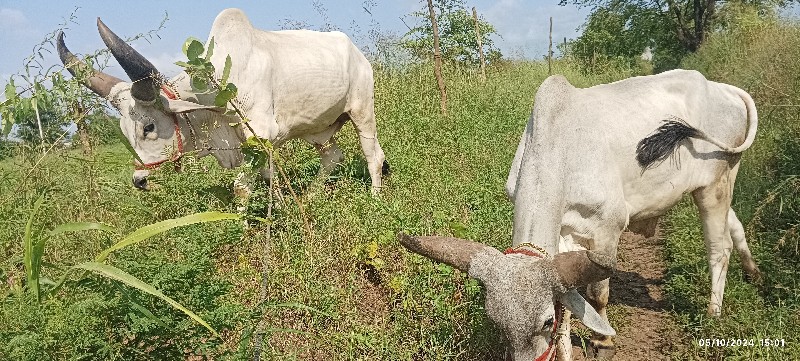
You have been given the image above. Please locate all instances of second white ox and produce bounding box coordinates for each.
[401,70,760,360]
[58,8,387,193]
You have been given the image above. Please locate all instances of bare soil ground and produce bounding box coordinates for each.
[571,230,685,360]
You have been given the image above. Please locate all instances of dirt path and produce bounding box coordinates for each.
[571,230,684,360]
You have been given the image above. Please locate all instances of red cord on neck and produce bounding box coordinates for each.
[503,246,562,361]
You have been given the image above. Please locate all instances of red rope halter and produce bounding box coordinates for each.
[133,86,184,170]
[503,244,563,361]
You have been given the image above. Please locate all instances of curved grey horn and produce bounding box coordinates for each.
[553,250,616,289]
[57,31,124,98]
[96,18,159,102]
[398,233,493,272]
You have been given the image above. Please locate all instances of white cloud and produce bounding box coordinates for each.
[145,51,184,78]
[0,8,35,38]
[0,8,27,29]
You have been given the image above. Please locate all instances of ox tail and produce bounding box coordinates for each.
[636,86,758,170]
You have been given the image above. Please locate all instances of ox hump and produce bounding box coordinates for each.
[533,75,575,120]
[213,8,254,32]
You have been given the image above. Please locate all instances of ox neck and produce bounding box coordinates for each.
[164,74,248,168]
[511,136,567,256]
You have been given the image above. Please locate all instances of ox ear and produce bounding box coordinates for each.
[552,250,615,289]
[161,98,221,113]
[560,289,616,336]
[398,233,498,273]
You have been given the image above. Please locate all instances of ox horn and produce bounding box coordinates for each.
[96,18,159,102]
[57,32,123,98]
[398,233,493,272]
[553,250,616,289]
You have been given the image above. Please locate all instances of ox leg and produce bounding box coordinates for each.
[350,119,386,194]
[556,309,573,360]
[728,208,761,282]
[233,171,257,229]
[314,137,344,176]
[585,278,615,359]
[692,181,734,316]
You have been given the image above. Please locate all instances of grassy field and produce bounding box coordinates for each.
[1,18,799,361]
[0,62,634,360]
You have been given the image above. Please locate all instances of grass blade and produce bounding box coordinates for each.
[95,211,239,262]
[75,261,219,337]
[50,222,117,236]
[112,123,144,165]
[23,194,45,302]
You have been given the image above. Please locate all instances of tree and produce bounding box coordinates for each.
[401,0,502,66]
[9,86,70,145]
[563,0,794,71]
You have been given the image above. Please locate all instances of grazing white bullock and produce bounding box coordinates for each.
[401,70,760,360]
[58,8,387,193]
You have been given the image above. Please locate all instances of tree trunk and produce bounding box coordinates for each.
[74,103,92,156]
[427,0,448,116]
[471,7,487,82]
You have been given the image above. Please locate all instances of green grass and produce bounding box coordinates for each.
[0,61,637,360]
[1,18,798,358]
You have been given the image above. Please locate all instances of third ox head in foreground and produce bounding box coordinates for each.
[402,70,761,360]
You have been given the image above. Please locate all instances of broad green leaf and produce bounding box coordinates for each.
[96,211,239,262]
[190,76,209,92]
[75,262,219,337]
[186,40,204,61]
[4,81,16,100]
[1,109,13,136]
[50,222,117,236]
[205,37,215,61]
[181,37,202,57]
[214,83,237,107]
[221,55,232,85]
[174,61,191,68]
[30,97,38,117]
[128,299,168,327]
[24,194,45,302]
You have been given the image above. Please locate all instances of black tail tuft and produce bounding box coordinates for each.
[636,118,701,170]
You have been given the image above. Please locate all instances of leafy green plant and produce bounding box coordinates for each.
[19,202,239,336]
[401,0,502,66]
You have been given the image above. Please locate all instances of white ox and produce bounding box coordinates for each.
[58,8,387,193]
[401,70,760,360]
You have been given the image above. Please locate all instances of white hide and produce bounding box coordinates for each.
[112,8,386,191]
[506,69,759,319]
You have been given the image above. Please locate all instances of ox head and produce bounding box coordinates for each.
[57,18,213,190]
[399,233,615,360]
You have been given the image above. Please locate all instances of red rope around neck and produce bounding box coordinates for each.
[503,245,562,361]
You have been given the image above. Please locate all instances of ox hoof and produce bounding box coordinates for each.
[381,160,391,176]
[743,267,763,285]
[587,343,616,360]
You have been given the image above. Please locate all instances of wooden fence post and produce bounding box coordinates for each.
[548,16,553,75]
[427,0,447,116]
[472,7,487,82]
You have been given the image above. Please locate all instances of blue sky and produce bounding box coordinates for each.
[0,0,592,84]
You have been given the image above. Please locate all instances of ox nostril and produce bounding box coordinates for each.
[133,176,148,190]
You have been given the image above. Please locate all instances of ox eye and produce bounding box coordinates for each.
[143,123,155,135]
[542,317,554,330]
